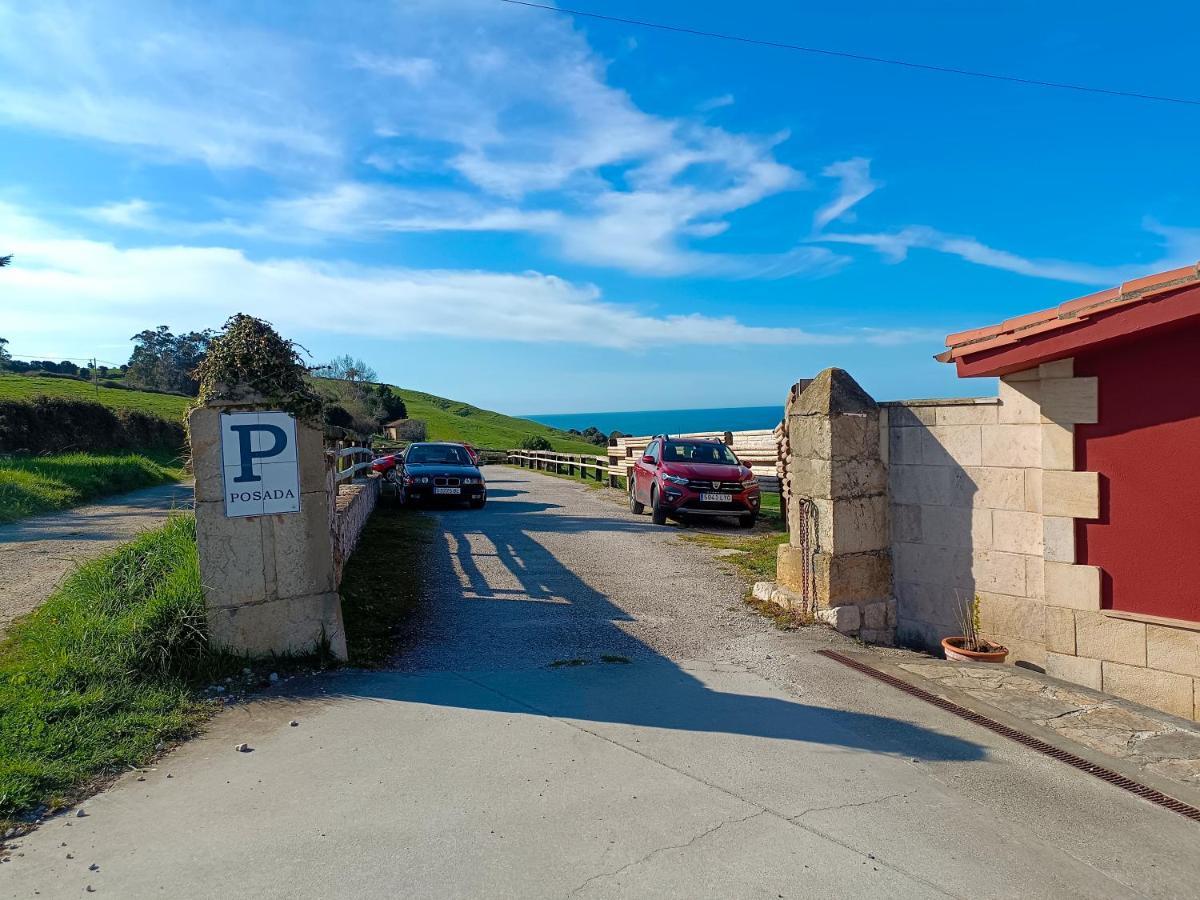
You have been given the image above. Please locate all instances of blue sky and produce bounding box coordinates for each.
[2,0,1198,415]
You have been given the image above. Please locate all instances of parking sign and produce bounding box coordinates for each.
[220,411,301,517]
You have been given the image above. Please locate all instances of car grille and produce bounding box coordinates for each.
[434,477,461,486]
[685,479,743,492]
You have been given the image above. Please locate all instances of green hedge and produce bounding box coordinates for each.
[0,397,186,454]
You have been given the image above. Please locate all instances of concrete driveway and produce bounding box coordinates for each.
[6,469,1198,898]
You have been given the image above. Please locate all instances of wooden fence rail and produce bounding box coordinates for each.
[507,430,784,496]
[327,444,375,483]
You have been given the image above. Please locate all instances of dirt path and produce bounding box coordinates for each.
[0,481,194,635]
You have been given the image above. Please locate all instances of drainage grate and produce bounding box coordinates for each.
[815,649,1200,824]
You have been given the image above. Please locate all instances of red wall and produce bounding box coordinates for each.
[1075,318,1200,621]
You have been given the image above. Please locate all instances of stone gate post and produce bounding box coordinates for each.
[188,395,349,660]
[775,368,895,643]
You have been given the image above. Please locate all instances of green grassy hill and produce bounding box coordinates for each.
[0,375,191,418]
[0,373,599,454]
[397,387,599,453]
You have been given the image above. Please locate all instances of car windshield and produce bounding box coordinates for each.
[406,445,471,466]
[663,442,739,465]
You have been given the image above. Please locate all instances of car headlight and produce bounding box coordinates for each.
[741,477,758,488]
[461,477,478,485]
[663,474,689,486]
[418,477,430,484]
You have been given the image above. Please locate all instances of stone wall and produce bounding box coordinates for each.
[329,473,381,584]
[885,388,1046,668]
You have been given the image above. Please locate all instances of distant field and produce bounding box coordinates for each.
[392,386,600,454]
[0,374,191,419]
[0,373,599,452]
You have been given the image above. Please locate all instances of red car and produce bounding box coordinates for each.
[628,435,760,528]
[371,452,401,475]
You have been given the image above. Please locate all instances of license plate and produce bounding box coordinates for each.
[700,492,732,503]
[433,487,461,495]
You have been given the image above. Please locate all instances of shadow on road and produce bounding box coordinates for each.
[373,471,985,763]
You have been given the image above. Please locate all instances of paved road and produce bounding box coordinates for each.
[0,481,194,635]
[7,469,1198,898]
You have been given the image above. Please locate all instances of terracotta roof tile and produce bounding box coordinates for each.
[940,261,1200,362]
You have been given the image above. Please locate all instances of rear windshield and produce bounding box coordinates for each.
[663,442,739,465]
[406,445,471,465]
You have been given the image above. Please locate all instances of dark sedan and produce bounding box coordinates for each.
[398,442,487,508]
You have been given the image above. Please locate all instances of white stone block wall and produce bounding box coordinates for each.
[885,391,1048,669]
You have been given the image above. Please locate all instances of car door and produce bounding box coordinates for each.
[638,440,659,502]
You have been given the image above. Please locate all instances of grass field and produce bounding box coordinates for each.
[0,451,187,523]
[1,373,600,453]
[396,386,601,454]
[0,374,192,418]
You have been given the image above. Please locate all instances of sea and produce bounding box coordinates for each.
[527,405,785,437]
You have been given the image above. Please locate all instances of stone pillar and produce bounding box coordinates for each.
[188,396,348,660]
[775,369,894,643]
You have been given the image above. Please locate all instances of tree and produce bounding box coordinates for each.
[313,354,377,383]
[0,255,11,267]
[0,337,9,370]
[519,435,553,451]
[126,325,212,395]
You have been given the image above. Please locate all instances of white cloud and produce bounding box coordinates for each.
[818,222,1200,287]
[349,52,435,84]
[813,158,879,231]
[698,94,736,111]
[0,205,921,351]
[345,0,817,276]
[0,1,337,169]
[83,199,159,229]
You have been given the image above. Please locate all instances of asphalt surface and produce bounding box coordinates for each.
[0,480,194,636]
[6,468,1199,898]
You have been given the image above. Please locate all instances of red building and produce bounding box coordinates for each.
[940,264,1200,718]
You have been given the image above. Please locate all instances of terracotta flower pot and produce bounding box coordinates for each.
[941,636,1008,663]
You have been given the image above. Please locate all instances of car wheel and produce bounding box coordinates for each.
[738,512,757,529]
[470,496,486,509]
[650,486,668,526]
[629,480,645,514]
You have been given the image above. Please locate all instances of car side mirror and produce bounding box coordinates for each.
[641,454,655,465]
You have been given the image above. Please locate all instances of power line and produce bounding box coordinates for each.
[496,0,1200,107]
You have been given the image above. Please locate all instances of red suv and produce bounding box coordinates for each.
[628,436,760,528]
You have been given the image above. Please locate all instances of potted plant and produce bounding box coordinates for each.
[941,594,1008,663]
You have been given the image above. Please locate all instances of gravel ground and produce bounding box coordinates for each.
[391,467,797,672]
[0,481,194,635]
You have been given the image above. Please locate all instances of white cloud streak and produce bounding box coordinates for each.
[813,157,879,231]
[819,221,1200,286]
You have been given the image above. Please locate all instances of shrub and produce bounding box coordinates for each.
[0,397,186,454]
[519,435,553,451]
[195,314,321,421]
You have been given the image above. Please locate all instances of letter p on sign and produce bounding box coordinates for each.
[220,411,302,517]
